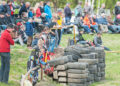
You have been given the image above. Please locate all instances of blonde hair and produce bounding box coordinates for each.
[38,38,44,49]
[34,3,40,12]
[34,33,40,38]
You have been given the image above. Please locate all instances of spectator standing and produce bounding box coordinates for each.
[0,24,14,84]
[2,1,12,24]
[25,18,33,47]
[35,3,41,18]
[40,1,44,13]
[19,2,30,16]
[28,7,34,18]
[75,1,83,17]
[64,3,72,23]
[84,2,92,15]
[99,3,106,16]
[13,0,20,18]
[44,1,52,24]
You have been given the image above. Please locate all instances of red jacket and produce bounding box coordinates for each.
[36,8,41,18]
[0,30,14,52]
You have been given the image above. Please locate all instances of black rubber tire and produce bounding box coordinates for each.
[67,73,88,79]
[67,62,88,70]
[58,77,67,83]
[48,55,73,66]
[67,69,89,74]
[67,78,86,83]
[68,83,86,86]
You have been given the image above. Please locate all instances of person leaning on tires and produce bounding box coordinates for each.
[0,24,15,84]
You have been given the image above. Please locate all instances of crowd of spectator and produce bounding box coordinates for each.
[0,0,118,52]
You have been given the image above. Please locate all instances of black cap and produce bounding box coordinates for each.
[7,24,14,29]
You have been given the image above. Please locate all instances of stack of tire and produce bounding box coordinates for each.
[47,44,105,86]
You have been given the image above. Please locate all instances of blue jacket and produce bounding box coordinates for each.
[28,11,33,18]
[97,17,108,25]
[25,22,33,36]
[44,5,52,19]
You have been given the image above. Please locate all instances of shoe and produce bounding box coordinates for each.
[89,32,93,35]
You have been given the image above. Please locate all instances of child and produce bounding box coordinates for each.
[76,29,88,44]
[28,7,34,18]
[25,18,34,48]
[93,32,111,51]
[32,33,40,48]
[14,25,27,46]
[22,12,28,23]
[27,38,46,86]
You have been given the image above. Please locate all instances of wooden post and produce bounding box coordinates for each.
[73,25,76,44]
[45,52,48,63]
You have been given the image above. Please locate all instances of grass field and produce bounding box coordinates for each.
[0,34,120,86]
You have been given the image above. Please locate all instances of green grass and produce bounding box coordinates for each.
[0,34,120,86]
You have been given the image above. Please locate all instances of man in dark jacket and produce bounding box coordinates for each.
[19,2,30,16]
[0,24,14,84]
[64,3,72,23]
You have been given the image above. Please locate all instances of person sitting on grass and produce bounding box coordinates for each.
[75,29,93,46]
[93,32,111,51]
[76,29,86,44]
[14,25,27,46]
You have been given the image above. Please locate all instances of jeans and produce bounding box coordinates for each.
[0,25,7,31]
[104,46,111,51]
[65,17,71,24]
[113,25,120,33]
[46,17,52,24]
[96,45,110,51]
[82,25,91,33]
[48,37,56,52]
[99,24,108,33]
[57,29,62,46]
[79,41,87,44]
[14,36,24,46]
[0,53,10,83]
[91,25,99,33]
